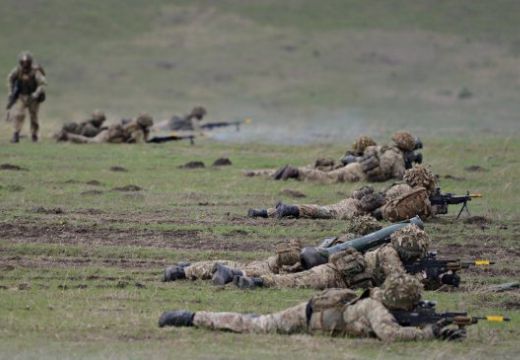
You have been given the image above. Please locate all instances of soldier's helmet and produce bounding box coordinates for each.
[382,273,422,311]
[403,165,437,195]
[390,224,430,262]
[18,51,33,69]
[344,215,382,236]
[190,106,207,120]
[392,131,417,152]
[352,136,377,155]
[91,110,106,126]
[136,113,154,128]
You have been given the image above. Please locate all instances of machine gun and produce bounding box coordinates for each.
[404,251,494,288]
[300,216,424,269]
[147,133,195,145]
[430,188,482,219]
[392,300,509,329]
[201,117,252,132]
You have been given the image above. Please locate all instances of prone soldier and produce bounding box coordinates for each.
[57,114,154,144]
[153,106,207,132]
[56,110,107,139]
[159,273,470,342]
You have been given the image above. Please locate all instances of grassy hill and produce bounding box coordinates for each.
[0,0,519,142]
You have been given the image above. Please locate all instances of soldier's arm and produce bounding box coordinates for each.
[364,299,435,341]
[32,70,47,97]
[6,67,18,93]
[377,246,406,277]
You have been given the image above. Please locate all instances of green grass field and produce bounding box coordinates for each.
[0,1,519,359]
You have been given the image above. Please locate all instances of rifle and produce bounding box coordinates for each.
[147,133,195,145]
[404,251,494,287]
[429,187,482,219]
[6,79,20,111]
[392,300,509,329]
[201,117,252,132]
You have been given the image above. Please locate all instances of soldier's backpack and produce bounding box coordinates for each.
[382,187,431,222]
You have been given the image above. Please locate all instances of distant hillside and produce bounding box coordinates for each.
[1,0,519,142]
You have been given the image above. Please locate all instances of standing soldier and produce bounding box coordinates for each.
[6,51,47,143]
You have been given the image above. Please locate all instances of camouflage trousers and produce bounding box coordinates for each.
[266,198,363,220]
[10,95,40,135]
[193,303,309,334]
[184,257,279,280]
[65,129,111,144]
[298,163,366,183]
[260,263,346,290]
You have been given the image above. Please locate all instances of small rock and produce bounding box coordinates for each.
[280,189,307,198]
[112,185,142,192]
[464,165,487,172]
[0,163,26,171]
[86,180,103,186]
[178,161,205,169]
[110,166,128,172]
[81,190,104,196]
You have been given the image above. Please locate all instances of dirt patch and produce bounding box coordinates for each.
[464,165,487,172]
[280,188,306,198]
[110,166,128,172]
[112,185,142,192]
[31,207,65,214]
[64,179,80,184]
[179,161,205,169]
[443,174,466,181]
[463,216,492,225]
[81,190,104,196]
[212,157,232,166]
[86,180,103,186]
[0,185,24,192]
[0,163,27,171]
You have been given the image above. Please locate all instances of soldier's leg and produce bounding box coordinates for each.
[327,163,366,182]
[184,260,244,280]
[243,169,276,177]
[28,100,40,141]
[11,99,27,142]
[66,129,109,144]
[297,168,333,182]
[193,303,308,334]
[259,264,339,290]
[242,256,279,277]
[297,204,333,219]
[322,198,364,220]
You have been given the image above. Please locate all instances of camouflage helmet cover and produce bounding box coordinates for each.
[136,113,154,128]
[382,273,423,310]
[18,51,33,65]
[344,215,382,235]
[190,106,207,118]
[403,165,437,195]
[390,224,430,262]
[352,136,377,155]
[392,131,416,152]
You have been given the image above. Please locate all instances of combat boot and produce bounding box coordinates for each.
[280,165,299,180]
[31,133,38,143]
[272,165,289,180]
[247,208,268,218]
[233,275,264,289]
[55,130,69,142]
[276,202,300,219]
[158,310,195,327]
[212,263,244,285]
[11,132,20,143]
[163,262,190,282]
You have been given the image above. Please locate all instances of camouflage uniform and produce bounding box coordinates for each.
[244,133,414,183]
[6,52,47,142]
[59,111,106,138]
[62,114,153,144]
[161,274,437,342]
[184,257,280,280]
[242,225,429,290]
[154,106,206,132]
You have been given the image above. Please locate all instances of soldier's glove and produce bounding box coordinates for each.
[358,192,385,212]
[360,151,379,173]
[439,326,467,341]
[158,310,194,327]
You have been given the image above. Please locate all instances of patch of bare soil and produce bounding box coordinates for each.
[0,163,27,171]
[463,216,492,225]
[31,207,65,214]
[443,174,466,181]
[464,165,487,172]
[0,222,269,252]
[0,185,24,192]
[112,185,142,192]
[179,161,205,169]
[212,157,232,166]
[280,188,306,198]
[110,166,128,172]
[81,190,104,196]
[86,180,104,186]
